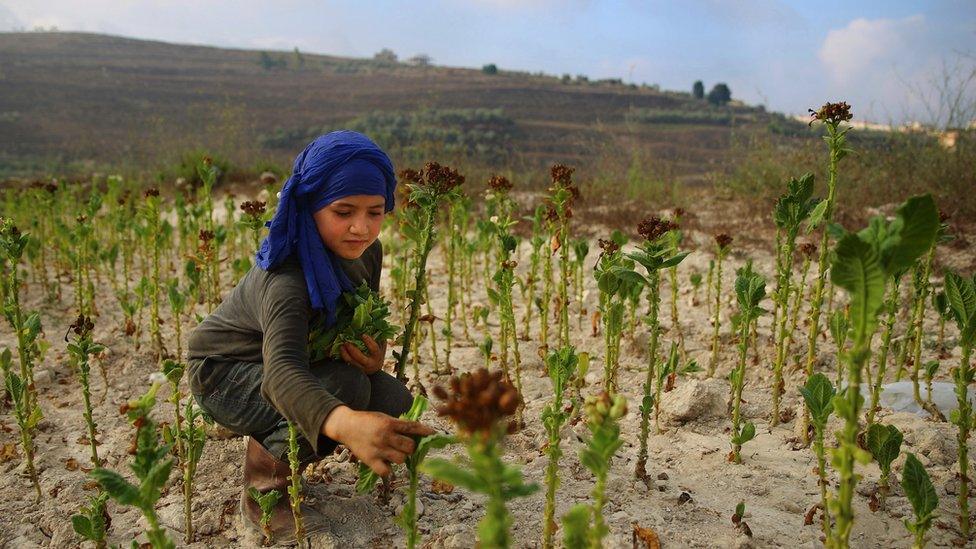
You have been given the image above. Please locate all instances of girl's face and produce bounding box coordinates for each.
[313,194,386,260]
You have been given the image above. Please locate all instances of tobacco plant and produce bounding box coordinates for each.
[943,270,975,539]
[424,368,538,548]
[901,453,939,549]
[541,346,579,548]
[560,391,627,548]
[665,209,685,355]
[770,174,819,425]
[593,238,635,391]
[799,373,835,538]
[394,163,464,382]
[628,216,687,478]
[729,269,765,463]
[521,206,546,338]
[825,193,938,548]
[865,423,903,510]
[800,102,852,443]
[67,315,104,468]
[547,165,580,349]
[0,218,44,500]
[141,188,166,357]
[485,176,523,395]
[907,210,951,413]
[394,396,455,549]
[247,486,282,546]
[572,237,590,329]
[71,491,110,549]
[160,360,209,543]
[90,380,176,549]
[708,233,733,377]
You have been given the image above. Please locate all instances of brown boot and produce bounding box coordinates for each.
[240,436,332,545]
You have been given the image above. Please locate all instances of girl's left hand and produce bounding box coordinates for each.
[340,334,386,375]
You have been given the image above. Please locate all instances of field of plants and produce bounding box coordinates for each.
[1,102,975,548]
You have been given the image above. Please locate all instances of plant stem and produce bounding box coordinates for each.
[708,253,724,376]
[636,270,660,479]
[867,281,899,426]
[955,343,972,539]
[801,124,842,445]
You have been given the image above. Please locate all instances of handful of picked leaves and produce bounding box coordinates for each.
[308,281,401,362]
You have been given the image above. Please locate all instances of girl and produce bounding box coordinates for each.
[186,131,434,542]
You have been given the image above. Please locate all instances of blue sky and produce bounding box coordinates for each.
[1,0,973,124]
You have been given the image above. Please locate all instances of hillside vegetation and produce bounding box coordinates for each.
[0,32,768,178]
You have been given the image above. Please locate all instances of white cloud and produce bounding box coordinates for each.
[818,15,928,84]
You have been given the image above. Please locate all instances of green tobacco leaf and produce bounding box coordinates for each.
[71,515,94,540]
[831,232,885,339]
[732,421,756,445]
[659,250,690,270]
[901,452,938,519]
[944,271,976,333]
[799,373,836,426]
[881,194,939,276]
[356,462,380,494]
[561,503,591,549]
[866,423,903,474]
[805,199,830,233]
[90,469,141,506]
[420,458,489,492]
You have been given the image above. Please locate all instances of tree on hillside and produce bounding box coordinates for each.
[407,54,432,67]
[482,63,498,75]
[693,80,704,100]
[373,48,398,65]
[259,51,286,70]
[707,83,731,106]
[293,47,305,68]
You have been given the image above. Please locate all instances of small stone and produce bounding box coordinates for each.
[33,369,53,388]
[657,472,669,480]
[610,510,629,522]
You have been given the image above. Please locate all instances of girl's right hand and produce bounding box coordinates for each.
[320,405,435,477]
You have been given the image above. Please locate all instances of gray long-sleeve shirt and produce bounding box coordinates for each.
[187,239,382,455]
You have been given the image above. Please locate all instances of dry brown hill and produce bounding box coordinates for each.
[0,32,775,179]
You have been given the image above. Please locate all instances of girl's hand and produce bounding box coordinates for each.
[321,405,435,477]
[340,334,386,375]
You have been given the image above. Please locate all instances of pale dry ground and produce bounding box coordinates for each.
[1,193,975,549]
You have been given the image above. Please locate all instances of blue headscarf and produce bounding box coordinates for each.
[256,130,396,326]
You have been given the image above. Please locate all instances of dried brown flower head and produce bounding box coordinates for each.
[637,216,676,241]
[398,168,423,185]
[598,238,620,257]
[240,200,267,218]
[487,175,513,193]
[799,242,817,258]
[714,233,733,250]
[45,183,58,194]
[502,259,518,270]
[431,368,520,436]
[202,155,213,167]
[938,209,950,223]
[144,187,160,198]
[423,162,465,194]
[70,314,95,338]
[550,164,575,188]
[198,229,215,243]
[809,102,853,126]
[76,215,88,225]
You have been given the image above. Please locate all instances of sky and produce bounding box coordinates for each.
[1,0,974,125]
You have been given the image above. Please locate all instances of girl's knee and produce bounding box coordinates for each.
[368,371,413,417]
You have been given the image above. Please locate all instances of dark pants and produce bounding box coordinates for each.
[192,358,413,463]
